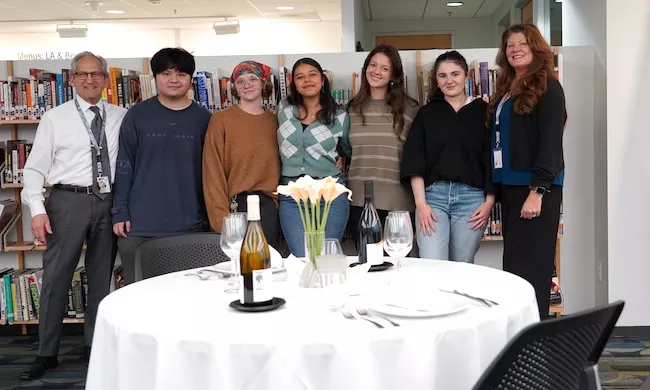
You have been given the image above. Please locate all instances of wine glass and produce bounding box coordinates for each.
[220,213,247,293]
[384,211,414,271]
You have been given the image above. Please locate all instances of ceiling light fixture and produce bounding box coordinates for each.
[446,1,463,6]
[105,9,125,14]
[276,6,294,11]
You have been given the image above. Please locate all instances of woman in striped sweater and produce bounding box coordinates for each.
[346,44,420,251]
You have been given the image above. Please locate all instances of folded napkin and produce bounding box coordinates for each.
[269,246,283,269]
[284,254,306,285]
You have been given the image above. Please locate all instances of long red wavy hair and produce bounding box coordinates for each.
[487,24,555,123]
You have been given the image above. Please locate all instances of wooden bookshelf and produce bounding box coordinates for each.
[481,236,503,242]
[10,318,84,325]
[5,242,87,252]
[0,120,40,125]
[2,183,51,189]
[5,242,47,251]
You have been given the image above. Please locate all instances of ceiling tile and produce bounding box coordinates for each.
[370,0,426,20]
[0,0,341,21]
[473,0,505,18]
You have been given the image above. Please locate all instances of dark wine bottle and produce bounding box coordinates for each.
[239,195,273,305]
[357,181,384,265]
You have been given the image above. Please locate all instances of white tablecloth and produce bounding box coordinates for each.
[86,258,539,390]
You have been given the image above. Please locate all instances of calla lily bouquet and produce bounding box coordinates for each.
[276,176,352,267]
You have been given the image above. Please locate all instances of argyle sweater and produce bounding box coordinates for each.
[276,97,351,178]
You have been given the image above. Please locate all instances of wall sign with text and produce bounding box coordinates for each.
[15,52,78,61]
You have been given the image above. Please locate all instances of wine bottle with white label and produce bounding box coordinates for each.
[357,181,384,265]
[239,195,273,305]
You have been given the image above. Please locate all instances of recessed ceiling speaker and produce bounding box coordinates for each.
[85,1,103,12]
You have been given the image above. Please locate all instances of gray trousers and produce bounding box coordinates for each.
[117,236,150,285]
[38,188,116,356]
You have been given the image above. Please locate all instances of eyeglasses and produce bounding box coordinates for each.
[235,77,261,87]
[74,72,105,80]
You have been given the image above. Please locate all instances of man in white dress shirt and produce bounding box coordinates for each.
[20,51,127,380]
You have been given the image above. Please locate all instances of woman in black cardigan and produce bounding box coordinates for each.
[487,24,566,320]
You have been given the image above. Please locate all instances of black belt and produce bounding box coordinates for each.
[53,184,94,194]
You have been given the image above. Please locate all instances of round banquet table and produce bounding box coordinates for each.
[85,258,539,390]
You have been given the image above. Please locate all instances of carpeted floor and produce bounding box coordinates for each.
[0,335,648,389]
[599,337,650,389]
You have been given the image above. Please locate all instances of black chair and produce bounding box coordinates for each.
[134,232,231,281]
[472,300,625,390]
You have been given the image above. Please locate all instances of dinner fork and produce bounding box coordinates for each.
[356,306,400,327]
[341,307,384,328]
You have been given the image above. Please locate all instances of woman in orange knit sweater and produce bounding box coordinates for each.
[202,61,282,247]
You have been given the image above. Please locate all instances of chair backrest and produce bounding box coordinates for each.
[134,232,230,280]
[472,300,625,390]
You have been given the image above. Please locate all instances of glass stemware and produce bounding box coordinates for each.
[220,213,247,293]
[383,211,414,271]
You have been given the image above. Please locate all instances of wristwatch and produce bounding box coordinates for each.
[529,185,549,195]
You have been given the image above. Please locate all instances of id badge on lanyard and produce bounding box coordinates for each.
[493,95,509,169]
[493,128,503,169]
[75,100,111,193]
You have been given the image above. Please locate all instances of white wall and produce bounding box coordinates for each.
[354,0,369,50]
[340,0,356,52]
[606,0,650,326]
[556,46,596,314]
[562,0,608,309]
[366,18,496,49]
[0,20,342,61]
[491,0,522,44]
[533,0,551,42]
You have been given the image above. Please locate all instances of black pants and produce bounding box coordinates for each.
[347,206,418,257]
[500,185,562,320]
[234,192,281,249]
[39,188,116,355]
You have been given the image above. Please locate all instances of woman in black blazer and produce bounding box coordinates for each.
[487,24,566,320]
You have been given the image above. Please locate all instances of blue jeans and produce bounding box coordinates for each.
[417,181,485,263]
[278,176,350,257]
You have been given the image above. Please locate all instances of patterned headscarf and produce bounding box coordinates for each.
[230,61,272,82]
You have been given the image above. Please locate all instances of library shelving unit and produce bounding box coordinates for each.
[0,62,53,332]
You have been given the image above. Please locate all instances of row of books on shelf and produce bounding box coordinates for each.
[0,53,560,121]
[0,64,294,119]
[0,60,414,120]
[2,140,30,184]
[0,264,125,324]
[482,202,564,238]
[420,60,496,103]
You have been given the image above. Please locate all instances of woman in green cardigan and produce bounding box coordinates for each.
[276,57,351,257]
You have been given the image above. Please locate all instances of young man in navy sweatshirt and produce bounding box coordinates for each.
[111,47,212,284]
